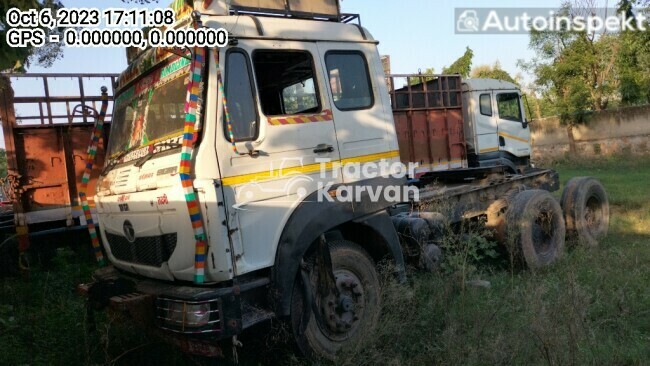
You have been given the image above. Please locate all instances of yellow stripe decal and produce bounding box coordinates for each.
[480,147,499,153]
[498,132,529,143]
[340,150,400,165]
[221,150,400,186]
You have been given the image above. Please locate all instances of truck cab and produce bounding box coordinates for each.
[462,79,532,172]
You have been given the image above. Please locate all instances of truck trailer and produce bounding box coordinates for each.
[0,73,117,269]
[72,0,611,361]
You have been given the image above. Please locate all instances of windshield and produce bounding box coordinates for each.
[108,57,191,158]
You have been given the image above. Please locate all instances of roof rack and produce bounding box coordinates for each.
[169,0,360,24]
[230,9,361,25]
[229,8,360,24]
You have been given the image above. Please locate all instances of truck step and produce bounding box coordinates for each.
[242,305,275,329]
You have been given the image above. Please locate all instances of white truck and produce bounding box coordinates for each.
[82,0,610,360]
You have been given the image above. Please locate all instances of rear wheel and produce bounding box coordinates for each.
[505,190,566,268]
[290,240,380,361]
[561,177,609,247]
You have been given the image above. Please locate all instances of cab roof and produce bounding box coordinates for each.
[462,78,520,92]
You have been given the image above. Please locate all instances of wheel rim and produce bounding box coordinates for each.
[318,269,365,342]
[531,208,555,257]
[584,195,604,233]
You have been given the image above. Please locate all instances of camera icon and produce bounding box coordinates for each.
[457,10,480,32]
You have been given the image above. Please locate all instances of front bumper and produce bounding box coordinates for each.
[79,266,248,356]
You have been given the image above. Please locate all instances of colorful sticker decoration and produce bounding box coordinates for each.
[267,109,334,125]
[180,41,209,284]
[79,89,110,266]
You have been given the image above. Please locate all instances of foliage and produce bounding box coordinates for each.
[522,4,615,124]
[442,47,474,77]
[0,0,64,72]
[616,0,650,104]
[470,61,518,84]
[332,157,650,366]
[409,67,436,85]
[522,90,557,119]
[520,0,650,125]
[437,218,499,284]
[0,149,6,178]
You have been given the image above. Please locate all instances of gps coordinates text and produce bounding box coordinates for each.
[5,7,228,49]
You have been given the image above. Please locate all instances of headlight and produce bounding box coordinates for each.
[157,298,220,333]
[168,302,210,327]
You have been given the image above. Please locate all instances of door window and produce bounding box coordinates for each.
[479,93,492,116]
[252,50,321,116]
[496,93,523,122]
[325,52,374,110]
[225,50,259,141]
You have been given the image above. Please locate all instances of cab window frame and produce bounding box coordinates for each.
[324,50,375,112]
[496,92,523,122]
[479,93,492,116]
[251,49,323,117]
[223,47,260,143]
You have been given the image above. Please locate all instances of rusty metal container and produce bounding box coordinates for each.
[0,74,117,236]
[387,74,468,177]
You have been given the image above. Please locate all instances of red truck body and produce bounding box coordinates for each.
[388,75,468,176]
[0,74,117,235]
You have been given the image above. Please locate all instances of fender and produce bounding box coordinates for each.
[272,176,407,316]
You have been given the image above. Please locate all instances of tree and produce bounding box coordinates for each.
[0,1,65,72]
[408,67,436,85]
[519,1,623,151]
[520,2,620,119]
[0,149,6,178]
[616,0,650,104]
[470,61,518,84]
[442,47,473,77]
[0,0,202,72]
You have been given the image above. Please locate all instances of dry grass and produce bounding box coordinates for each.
[1,156,648,365]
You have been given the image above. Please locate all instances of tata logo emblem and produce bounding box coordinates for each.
[123,220,136,243]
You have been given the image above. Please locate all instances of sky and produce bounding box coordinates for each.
[2,0,566,147]
[25,0,565,75]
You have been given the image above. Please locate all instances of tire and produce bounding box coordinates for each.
[486,185,527,243]
[290,240,380,361]
[561,177,609,247]
[505,190,566,268]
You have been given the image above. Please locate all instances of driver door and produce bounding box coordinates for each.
[495,92,531,158]
[214,42,342,275]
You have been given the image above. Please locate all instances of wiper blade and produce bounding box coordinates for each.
[101,150,129,176]
[133,141,182,168]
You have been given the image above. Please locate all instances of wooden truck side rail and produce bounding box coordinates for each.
[0,73,118,234]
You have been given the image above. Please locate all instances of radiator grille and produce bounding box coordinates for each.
[106,232,177,267]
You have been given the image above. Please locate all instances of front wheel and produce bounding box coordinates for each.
[290,240,380,361]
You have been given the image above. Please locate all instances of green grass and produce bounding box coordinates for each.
[334,157,650,366]
[1,157,649,365]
